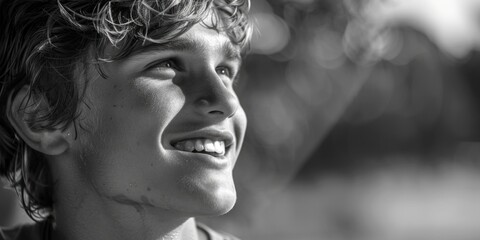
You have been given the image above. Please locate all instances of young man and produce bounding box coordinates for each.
[0,0,251,239]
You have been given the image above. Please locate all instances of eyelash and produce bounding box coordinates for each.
[147,59,237,82]
[154,59,179,70]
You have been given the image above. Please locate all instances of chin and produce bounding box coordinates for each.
[193,188,237,216]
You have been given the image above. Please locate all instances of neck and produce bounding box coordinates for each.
[51,191,201,240]
[52,189,203,240]
[48,165,204,240]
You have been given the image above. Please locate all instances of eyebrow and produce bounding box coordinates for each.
[129,37,242,62]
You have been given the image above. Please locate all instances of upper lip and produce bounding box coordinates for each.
[168,128,235,148]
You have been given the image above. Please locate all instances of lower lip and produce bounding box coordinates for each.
[173,150,230,169]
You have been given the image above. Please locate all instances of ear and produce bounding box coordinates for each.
[6,86,72,156]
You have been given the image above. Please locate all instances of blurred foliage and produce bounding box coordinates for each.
[231,0,480,190]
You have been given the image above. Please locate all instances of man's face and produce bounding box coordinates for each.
[72,20,247,217]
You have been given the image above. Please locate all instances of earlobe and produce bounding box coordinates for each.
[7,86,72,156]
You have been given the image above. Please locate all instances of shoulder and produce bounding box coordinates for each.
[0,222,47,240]
[196,222,241,240]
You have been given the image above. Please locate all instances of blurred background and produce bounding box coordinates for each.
[3,0,480,239]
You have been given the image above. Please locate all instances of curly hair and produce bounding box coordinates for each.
[0,0,251,221]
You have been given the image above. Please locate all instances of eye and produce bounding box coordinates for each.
[144,59,181,79]
[144,58,181,71]
[155,59,177,70]
[216,66,233,78]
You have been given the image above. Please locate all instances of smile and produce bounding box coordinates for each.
[174,139,226,156]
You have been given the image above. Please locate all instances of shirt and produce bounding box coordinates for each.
[0,221,240,240]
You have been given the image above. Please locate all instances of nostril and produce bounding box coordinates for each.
[208,110,224,115]
[196,93,238,118]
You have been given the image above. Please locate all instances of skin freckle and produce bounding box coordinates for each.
[140,195,154,207]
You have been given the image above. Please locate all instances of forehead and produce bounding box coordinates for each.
[126,23,242,61]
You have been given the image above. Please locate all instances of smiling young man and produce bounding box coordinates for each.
[0,0,251,240]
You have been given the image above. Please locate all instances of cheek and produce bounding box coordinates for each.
[238,106,247,131]
[233,106,247,150]
[93,78,185,136]
[131,77,185,116]
[97,79,185,161]
[75,78,186,192]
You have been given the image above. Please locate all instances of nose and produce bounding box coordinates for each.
[193,71,240,120]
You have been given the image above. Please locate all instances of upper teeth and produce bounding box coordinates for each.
[174,139,225,155]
